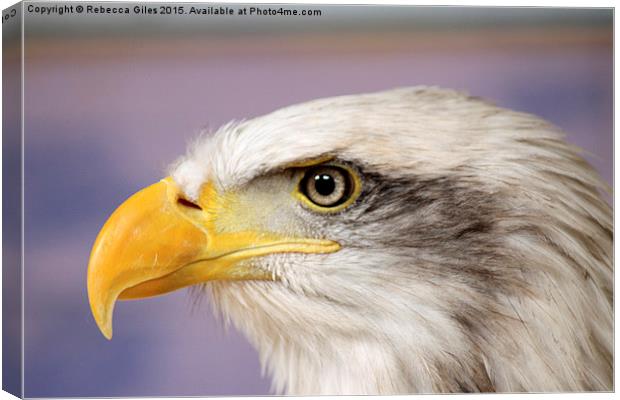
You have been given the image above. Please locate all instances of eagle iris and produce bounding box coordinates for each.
[301,166,352,207]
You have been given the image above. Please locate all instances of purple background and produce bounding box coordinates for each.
[20,5,612,397]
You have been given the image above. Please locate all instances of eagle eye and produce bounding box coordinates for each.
[298,165,359,211]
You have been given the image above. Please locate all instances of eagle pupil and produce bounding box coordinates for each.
[314,174,335,196]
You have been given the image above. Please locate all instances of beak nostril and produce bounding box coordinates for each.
[177,197,202,211]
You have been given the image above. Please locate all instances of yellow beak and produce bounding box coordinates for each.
[87,177,339,339]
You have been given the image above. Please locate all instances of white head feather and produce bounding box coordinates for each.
[170,87,612,394]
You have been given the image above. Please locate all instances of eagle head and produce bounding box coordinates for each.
[87,87,612,394]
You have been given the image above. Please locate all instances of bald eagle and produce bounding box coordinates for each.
[87,87,612,394]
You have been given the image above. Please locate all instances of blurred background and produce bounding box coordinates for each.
[20,4,612,397]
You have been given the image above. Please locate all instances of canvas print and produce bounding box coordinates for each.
[2,2,613,397]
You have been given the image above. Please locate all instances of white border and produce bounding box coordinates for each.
[0,1,615,400]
